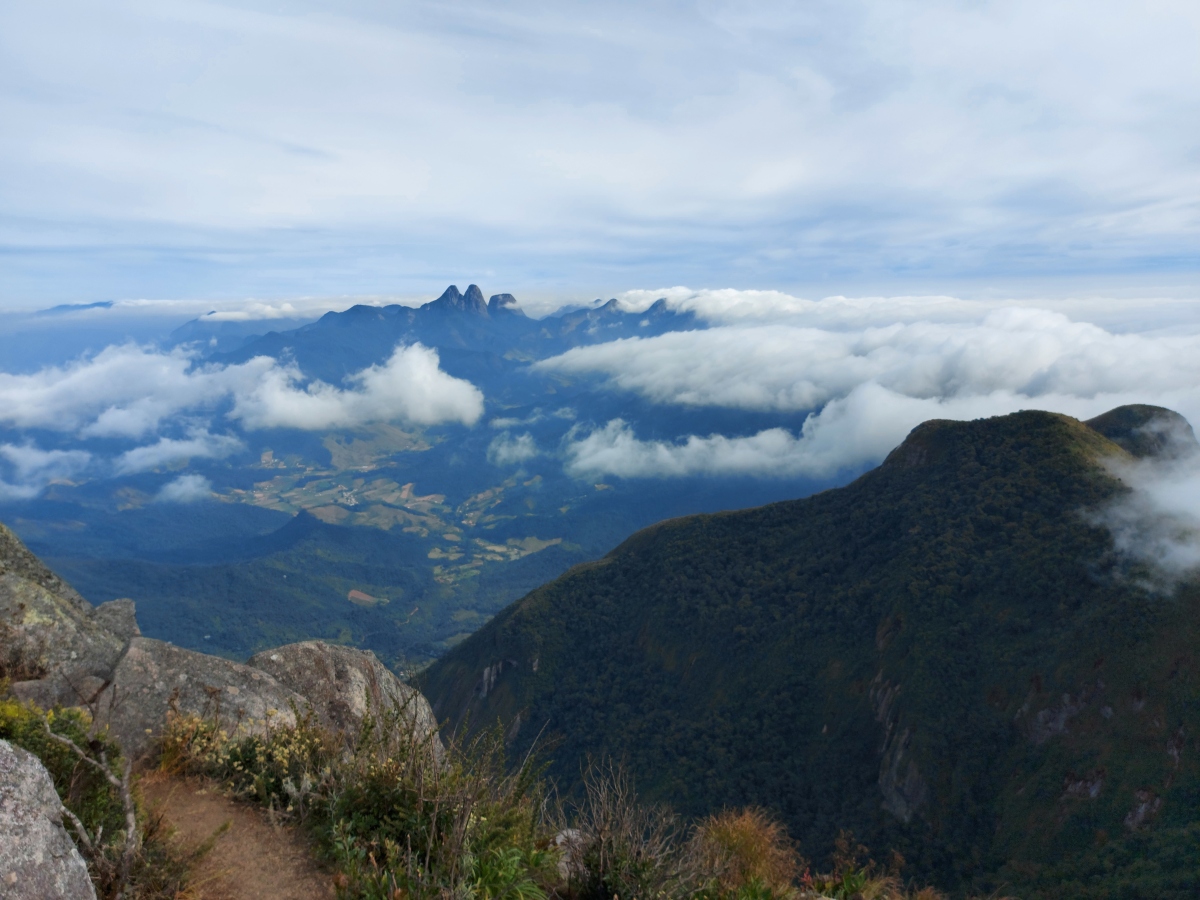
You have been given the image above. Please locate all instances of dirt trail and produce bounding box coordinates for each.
[141,773,335,900]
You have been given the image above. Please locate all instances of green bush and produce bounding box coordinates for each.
[0,690,189,899]
[162,704,555,899]
[0,693,125,855]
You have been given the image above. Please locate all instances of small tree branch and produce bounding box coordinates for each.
[42,720,140,899]
[60,805,96,859]
[41,723,122,791]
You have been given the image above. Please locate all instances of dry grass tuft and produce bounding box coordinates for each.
[692,807,801,895]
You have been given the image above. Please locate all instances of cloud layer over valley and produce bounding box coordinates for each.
[0,343,482,441]
[544,293,1200,480]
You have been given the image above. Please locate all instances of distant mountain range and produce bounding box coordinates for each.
[8,286,825,668]
[210,284,702,385]
[420,404,1200,898]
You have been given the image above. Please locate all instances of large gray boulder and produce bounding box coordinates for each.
[1,524,442,765]
[248,641,443,756]
[0,739,97,899]
[1,523,136,708]
[93,637,306,760]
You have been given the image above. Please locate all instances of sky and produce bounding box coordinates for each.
[3,0,1200,573]
[2,0,1199,307]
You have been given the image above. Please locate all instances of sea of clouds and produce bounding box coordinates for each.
[541,291,1200,480]
[1,288,1199,580]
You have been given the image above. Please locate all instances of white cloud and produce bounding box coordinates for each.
[155,474,214,503]
[540,306,1200,418]
[0,443,91,500]
[0,344,259,437]
[563,384,1184,480]
[611,288,996,326]
[0,342,484,438]
[229,343,483,430]
[115,430,244,474]
[488,432,539,467]
[564,420,810,478]
[1090,423,1200,586]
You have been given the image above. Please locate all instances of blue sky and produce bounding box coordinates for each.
[2,0,1199,309]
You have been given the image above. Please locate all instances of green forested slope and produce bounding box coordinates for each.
[420,406,1200,898]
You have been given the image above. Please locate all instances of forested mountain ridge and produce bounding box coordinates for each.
[420,405,1200,898]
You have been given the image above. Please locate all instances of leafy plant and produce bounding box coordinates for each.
[0,692,190,899]
[162,702,553,899]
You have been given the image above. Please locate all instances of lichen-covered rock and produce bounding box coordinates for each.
[0,739,97,900]
[90,599,140,644]
[93,638,305,760]
[0,523,88,609]
[248,641,442,755]
[1,524,133,707]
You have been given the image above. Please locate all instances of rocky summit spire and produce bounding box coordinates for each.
[425,284,490,316]
[461,284,488,315]
[487,293,525,317]
[428,284,462,308]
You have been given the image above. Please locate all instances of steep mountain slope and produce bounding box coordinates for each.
[420,406,1200,897]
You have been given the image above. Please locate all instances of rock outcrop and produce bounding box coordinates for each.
[248,641,441,755]
[0,739,97,900]
[1,524,134,710]
[1,522,441,764]
[94,638,306,760]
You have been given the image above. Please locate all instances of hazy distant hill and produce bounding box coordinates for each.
[421,405,1200,898]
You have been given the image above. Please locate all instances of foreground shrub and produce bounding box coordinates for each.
[162,706,972,900]
[691,807,802,899]
[163,702,555,899]
[0,691,190,899]
[554,758,700,900]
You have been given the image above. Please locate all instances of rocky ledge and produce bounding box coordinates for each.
[0,522,442,762]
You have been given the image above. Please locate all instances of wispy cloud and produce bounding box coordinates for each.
[488,432,539,467]
[0,444,91,500]
[562,388,1112,480]
[115,430,244,474]
[1091,421,1200,587]
[155,473,214,503]
[541,306,1200,415]
[551,292,1200,479]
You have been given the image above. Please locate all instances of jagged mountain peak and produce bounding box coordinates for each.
[423,284,486,316]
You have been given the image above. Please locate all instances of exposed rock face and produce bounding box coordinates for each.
[878,725,929,823]
[89,599,139,644]
[426,283,489,317]
[1,524,131,707]
[248,641,441,755]
[94,638,305,760]
[0,739,97,900]
[0,523,88,608]
[1,524,443,769]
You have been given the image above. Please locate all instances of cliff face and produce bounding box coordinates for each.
[1,523,441,762]
[421,406,1200,896]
